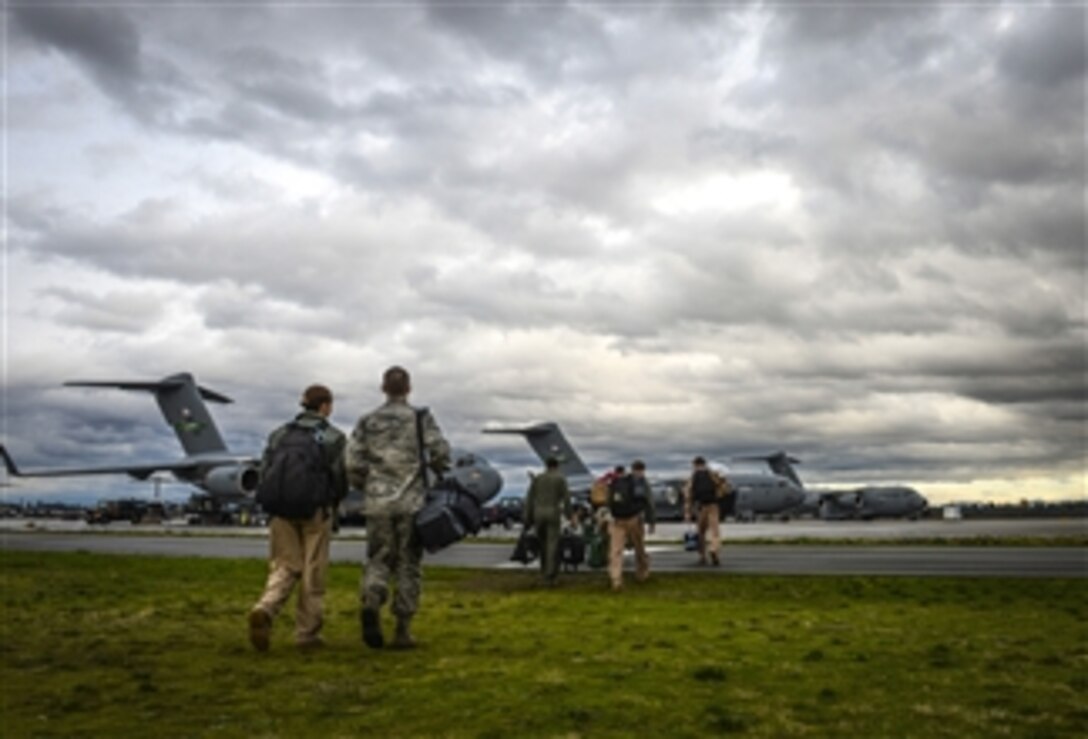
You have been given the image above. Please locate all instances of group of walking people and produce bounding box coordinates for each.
[524,455,729,591]
[246,366,728,651]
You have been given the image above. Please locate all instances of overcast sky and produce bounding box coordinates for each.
[2,1,1084,505]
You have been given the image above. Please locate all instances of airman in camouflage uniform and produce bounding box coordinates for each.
[346,366,450,649]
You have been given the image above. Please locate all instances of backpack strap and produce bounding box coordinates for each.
[414,407,429,490]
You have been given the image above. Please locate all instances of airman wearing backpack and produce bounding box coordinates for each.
[607,459,655,591]
[683,456,727,566]
[248,384,347,651]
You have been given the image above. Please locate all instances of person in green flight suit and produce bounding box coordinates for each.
[523,456,572,586]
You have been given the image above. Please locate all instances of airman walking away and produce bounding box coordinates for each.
[248,384,347,651]
[524,456,572,585]
[607,459,656,590]
[684,456,727,566]
[346,366,450,650]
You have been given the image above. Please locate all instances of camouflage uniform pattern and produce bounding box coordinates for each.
[345,399,449,517]
[346,399,450,616]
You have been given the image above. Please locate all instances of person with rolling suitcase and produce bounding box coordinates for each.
[559,505,588,572]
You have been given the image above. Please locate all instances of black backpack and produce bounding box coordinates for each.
[609,474,644,519]
[691,469,718,504]
[256,422,334,518]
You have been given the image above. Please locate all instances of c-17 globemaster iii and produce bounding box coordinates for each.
[484,422,928,522]
[1,373,260,508]
[482,422,807,520]
[1,372,504,522]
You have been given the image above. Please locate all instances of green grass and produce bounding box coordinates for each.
[2,552,1086,738]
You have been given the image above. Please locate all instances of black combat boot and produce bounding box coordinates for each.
[392,617,416,650]
[361,607,384,649]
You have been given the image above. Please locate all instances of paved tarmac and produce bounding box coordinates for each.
[2,519,1085,577]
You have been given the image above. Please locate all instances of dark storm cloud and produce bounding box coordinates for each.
[41,286,166,334]
[12,4,189,124]
[998,7,1086,88]
[2,383,177,469]
[13,5,141,85]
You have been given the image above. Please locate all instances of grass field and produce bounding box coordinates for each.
[2,551,1086,738]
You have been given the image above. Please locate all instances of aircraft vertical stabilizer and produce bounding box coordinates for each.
[483,423,593,480]
[65,373,231,457]
[765,452,803,488]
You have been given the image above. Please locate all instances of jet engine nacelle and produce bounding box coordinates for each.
[201,464,259,499]
[445,449,503,502]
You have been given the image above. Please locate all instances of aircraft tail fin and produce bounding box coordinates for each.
[732,451,803,487]
[66,373,231,456]
[0,445,22,477]
[483,422,593,479]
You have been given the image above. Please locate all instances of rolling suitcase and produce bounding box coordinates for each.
[559,531,586,571]
[684,527,700,552]
[587,527,607,569]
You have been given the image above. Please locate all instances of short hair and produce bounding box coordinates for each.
[692,456,706,466]
[300,384,333,411]
[545,456,559,469]
[613,465,626,474]
[631,459,646,471]
[382,366,411,396]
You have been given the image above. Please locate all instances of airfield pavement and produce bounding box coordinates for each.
[1,518,1084,577]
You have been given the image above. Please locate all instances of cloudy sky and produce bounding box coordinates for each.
[2,1,1084,505]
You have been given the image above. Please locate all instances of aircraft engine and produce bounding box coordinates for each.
[202,464,260,498]
[446,449,503,502]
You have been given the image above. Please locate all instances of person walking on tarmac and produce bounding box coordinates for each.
[248,384,348,652]
[607,459,656,591]
[346,366,450,650]
[524,456,572,586]
[684,456,726,566]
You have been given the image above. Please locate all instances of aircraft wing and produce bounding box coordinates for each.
[0,446,252,482]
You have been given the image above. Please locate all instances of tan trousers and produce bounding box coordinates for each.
[609,516,649,587]
[697,504,721,560]
[253,509,331,643]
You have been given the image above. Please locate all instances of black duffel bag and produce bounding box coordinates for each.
[510,527,539,564]
[415,479,483,553]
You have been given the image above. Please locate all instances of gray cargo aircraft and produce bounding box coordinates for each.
[736,453,928,520]
[1,372,504,520]
[483,423,806,520]
[0,373,260,501]
[797,485,929,520]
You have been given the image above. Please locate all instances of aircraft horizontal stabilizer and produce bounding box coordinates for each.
[481,423,560,437]
[731,451,800,464]
[65,375,233,404]
[0,445,197,480]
